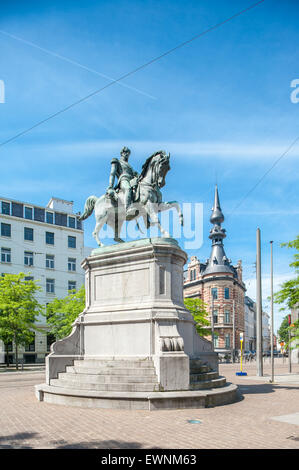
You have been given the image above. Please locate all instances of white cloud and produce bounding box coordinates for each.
[19,139,299,162]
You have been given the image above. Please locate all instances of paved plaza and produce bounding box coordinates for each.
[0,358,298,449]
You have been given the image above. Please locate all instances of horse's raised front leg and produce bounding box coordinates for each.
[158,201,184,226]
[145,202,170,238]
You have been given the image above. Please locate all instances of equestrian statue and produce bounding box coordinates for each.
[79,147,183,246]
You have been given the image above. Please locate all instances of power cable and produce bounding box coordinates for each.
[227,134,299,218]
[0,29,156,100]
[0,0,266,149]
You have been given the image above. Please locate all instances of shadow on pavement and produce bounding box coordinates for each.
[0,433,150,449]
[0,432,39,448]
[237,383,299,396]
[52,440,152,449]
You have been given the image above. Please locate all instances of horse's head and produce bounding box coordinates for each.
[156,151,170,188]
[139,150,170,188]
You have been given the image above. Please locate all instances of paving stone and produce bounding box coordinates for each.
[0,359,298,449]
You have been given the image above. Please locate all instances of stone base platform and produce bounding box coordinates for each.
[37,238,239,410]
[35,383,238,410]
[35,357,239,410]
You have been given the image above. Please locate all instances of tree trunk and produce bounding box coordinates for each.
[14,334,18,370]
[5,344,9,367]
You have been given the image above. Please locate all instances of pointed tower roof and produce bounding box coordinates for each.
[202,185,235,276]
[210,185,224,225]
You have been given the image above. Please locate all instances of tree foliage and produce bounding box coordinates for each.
[184,297,211,337]
[46,285,85,340]
[0,273,44,368]
[275,235,299,349]
[277,315,290,344]
[274,235,299,310]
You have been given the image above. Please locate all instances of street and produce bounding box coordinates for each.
[0,358,298,449]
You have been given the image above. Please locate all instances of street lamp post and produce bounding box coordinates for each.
[270,241,274,383]
[256,228,263,377]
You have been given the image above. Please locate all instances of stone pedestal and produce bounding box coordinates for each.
[37,238,237,409]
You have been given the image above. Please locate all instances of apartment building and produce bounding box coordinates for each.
[0,196,91,364]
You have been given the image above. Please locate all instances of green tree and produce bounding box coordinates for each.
[184,297,211,337]
[46,285,85,340]
[277,315,290,344]
[274,235,299,350]
[274,236,299,310]
[0,273,44,369]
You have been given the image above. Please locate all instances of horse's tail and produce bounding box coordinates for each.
[78,195,97,221]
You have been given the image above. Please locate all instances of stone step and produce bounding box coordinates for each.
[190,377,226,390]
[59,372,158,384]
[50,378,160,392]
[190,365,210,374]
[190,360,213,371]
[73,359,154,369]
[190,359,205,367]
[190,371,219,382]
[67,366,157,376]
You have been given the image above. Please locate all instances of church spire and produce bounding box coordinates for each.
[203,185,234,276]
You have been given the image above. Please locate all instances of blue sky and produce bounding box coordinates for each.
[0,0,298,333]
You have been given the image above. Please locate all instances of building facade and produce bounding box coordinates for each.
[184,186,246,358]
[244,296,256,351]
[0,196,91,364]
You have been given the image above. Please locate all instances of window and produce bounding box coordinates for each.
[1,223,11,237]
[224,287,230,299]
[68,236,76,248]
[46,278,55,294]
[46,254,55,269]
[68,216,76,228]
[24,206,33,220]
[24,227,34,241]
[68,257,76,271]
[12,202,23,218]
[46,212,54,224]
[213,309,218,324]
[68,280,76,292]
[1,248,11,263]
[25,276,34,281]
[46,232,54,245]
[224,310,230,324]
[24,251,34,266]
[211,287,218,299]
[25,334,35,352]
[214,335,219,348]
[55,212,67,227]
[225,334,231,348]
[1,201,10,215]
[34,207,45,222]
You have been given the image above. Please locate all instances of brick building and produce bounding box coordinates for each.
[184,186,246,358]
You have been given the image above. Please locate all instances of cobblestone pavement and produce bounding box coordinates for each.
[0,359,298,449]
